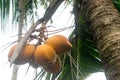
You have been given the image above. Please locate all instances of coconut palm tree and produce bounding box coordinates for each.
[1,0,120,80]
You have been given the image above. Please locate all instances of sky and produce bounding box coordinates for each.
[86,72,106,80]
[0,1,106,80]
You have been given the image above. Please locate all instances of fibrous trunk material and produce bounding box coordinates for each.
[80,0,120,80]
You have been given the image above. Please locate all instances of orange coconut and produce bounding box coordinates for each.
[44,35,72,55]
[8,44,35,65]
[34,44,57,66]
[43,56,61,74]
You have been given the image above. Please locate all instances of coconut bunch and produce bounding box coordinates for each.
[8,35,72,74]
[34,35,72,73]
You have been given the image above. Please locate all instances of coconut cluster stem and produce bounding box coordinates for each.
[10,0,64,66]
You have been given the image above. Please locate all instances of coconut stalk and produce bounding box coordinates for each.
[11,0,25,80]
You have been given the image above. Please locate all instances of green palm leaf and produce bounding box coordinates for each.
[112,0,120,12]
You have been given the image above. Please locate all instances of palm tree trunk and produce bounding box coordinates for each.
[11,0,24,80]
[80,0,120,80]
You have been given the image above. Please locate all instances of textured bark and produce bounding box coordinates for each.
[80,0,120,80]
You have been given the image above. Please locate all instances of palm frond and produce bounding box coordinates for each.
[112,0,120,12]
[45,73,52,80]
[0,0,11,32]
[69,1,103,79]
[0,0,39,33]
[0,0,10,19]
[39,0,50,8]
[35,69,46,80]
